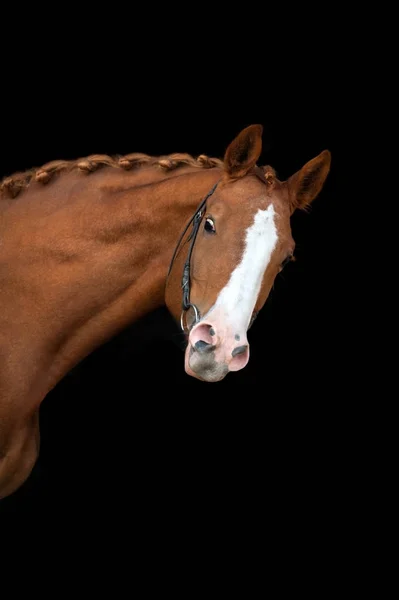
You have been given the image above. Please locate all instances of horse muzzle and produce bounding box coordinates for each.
[184,319,250,382]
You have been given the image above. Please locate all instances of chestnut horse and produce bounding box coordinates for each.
[0,125,331,499]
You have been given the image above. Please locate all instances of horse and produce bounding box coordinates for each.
[0,124,331,499]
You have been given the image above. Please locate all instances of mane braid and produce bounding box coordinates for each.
[0,151,226,199]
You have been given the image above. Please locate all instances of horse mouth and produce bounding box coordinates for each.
[185,346,229,382]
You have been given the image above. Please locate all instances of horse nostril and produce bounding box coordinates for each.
[231,345,248,358]
[194,340,215,354]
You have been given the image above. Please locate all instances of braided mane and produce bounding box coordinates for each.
[0,152,225,199]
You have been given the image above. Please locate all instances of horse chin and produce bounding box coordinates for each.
[184,346,229,383]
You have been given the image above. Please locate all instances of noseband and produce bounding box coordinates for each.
[168,180,219,332]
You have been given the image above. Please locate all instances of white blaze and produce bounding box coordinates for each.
[204,204,278,331]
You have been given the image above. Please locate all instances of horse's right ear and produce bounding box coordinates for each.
[223,124,263,179]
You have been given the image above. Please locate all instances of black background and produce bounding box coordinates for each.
[0,45,353,533]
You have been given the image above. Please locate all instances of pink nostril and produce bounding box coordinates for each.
[189,322,216,347]
[232,344,248,358]
[229,345,250,371]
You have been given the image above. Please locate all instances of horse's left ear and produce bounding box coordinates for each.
[287,150,331,212]
[223,124,263,179]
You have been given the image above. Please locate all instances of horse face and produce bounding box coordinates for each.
[166,125,331,382]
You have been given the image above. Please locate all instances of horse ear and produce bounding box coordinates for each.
[223,124,263,179]
[287,150,331,211]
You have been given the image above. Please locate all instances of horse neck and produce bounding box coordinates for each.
[0,167,221,406]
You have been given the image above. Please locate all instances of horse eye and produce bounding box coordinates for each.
[204,217,216,233]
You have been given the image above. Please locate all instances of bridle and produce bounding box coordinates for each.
[167,166,268,334]
[167,180,219,332]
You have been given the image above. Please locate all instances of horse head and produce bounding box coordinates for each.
[165,124,331,382]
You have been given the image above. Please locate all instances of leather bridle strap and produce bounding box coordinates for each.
[167,180,219,330]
